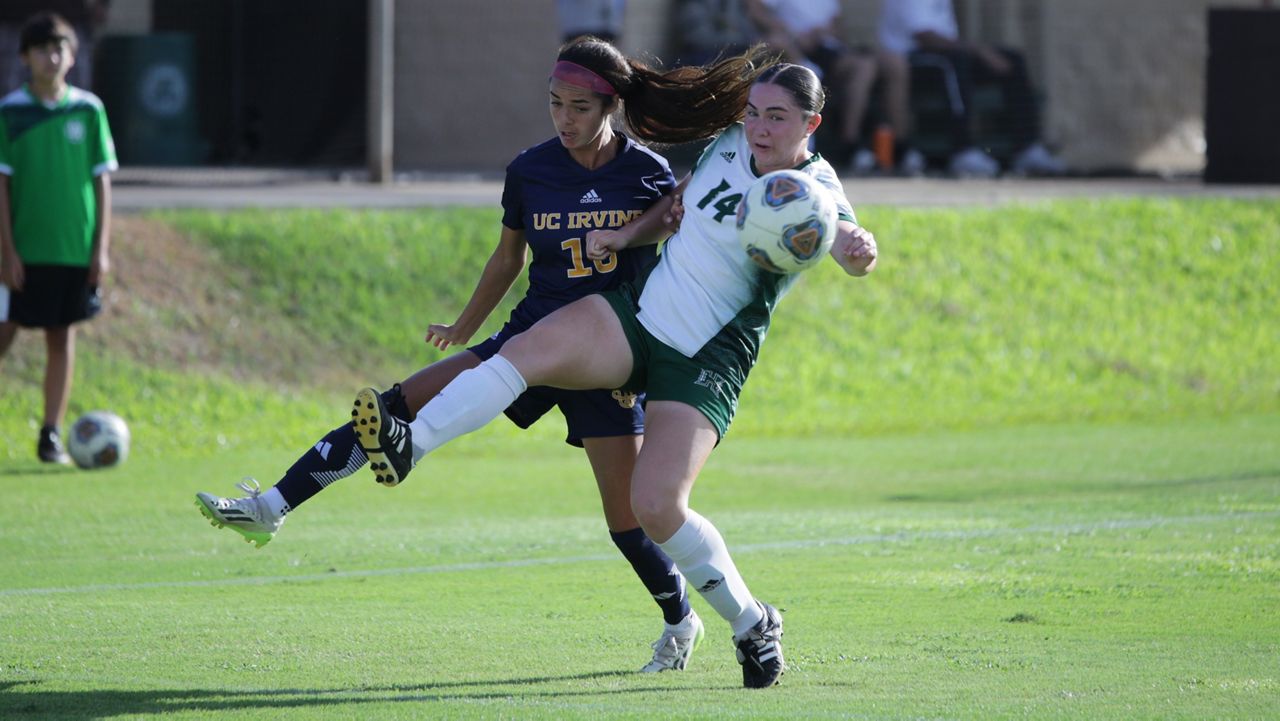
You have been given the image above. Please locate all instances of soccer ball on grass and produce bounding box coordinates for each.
[736,169,838,274]
[68,411,131,470]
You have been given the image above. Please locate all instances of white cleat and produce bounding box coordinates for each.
[640,610,705,673]
[195,478,284,549]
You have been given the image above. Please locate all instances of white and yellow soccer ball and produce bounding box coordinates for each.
[68,411,131,470]
[736,169,838,274]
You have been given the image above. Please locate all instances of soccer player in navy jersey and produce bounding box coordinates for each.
[196,36,738,673]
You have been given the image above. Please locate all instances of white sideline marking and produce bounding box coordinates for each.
[2,511,1275,597]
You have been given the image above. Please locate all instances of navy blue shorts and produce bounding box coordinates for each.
[0,264,101,328]
[468,320,645,447]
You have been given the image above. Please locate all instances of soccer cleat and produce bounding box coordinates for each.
[734,601,785,688]
[640,610,705,673]
[37,425,70,465]
[351,387,414,487]
[194,478,284,548]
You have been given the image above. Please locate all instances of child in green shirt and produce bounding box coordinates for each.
[0,12,118,463]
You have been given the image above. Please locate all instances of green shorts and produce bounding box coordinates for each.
[601,283,751,441]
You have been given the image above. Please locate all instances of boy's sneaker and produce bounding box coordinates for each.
[734,601,785,688]
[352,387,414,487]
[640,610,705,673]
[37,425,70,464]
[195,478,284,548]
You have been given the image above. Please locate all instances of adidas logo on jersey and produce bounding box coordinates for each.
[720,151,736,163]
[580,189,603,204]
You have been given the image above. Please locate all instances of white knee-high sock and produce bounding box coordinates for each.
[407,354,527,462]
[657,510,763,636]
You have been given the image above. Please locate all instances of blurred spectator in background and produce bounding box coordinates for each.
[878,0,1064,177]
[0,1,107,92]
[557,0,626,43]
[747,0,880,172]
[673,0,758,66]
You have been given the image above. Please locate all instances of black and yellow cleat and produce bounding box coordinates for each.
[735,601,785,689]
[352,387,415,487]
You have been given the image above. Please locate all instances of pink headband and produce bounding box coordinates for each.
[551,60,617,96]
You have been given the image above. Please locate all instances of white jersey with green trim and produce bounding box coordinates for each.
[636,123,854,358]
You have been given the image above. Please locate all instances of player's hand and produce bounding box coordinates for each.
[425,322,472,351]
[662,192,685,233]
[0,250,24,291]
[835,225,877,276]
[586,229,627,261]
[88,251,109,286]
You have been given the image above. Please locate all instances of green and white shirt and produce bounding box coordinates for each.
[0,85,118,266]
[636,123,855,358]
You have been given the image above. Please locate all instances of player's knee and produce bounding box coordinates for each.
[630,485,683,533]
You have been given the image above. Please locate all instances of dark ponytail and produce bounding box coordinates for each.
[557,38,779,145]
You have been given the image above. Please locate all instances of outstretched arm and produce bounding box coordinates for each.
[425,225,527,350]
[585,174,691,260]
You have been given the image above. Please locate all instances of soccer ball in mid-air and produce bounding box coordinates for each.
[736,170,838,274]
[68,411,130,470]
[736,169,838,274]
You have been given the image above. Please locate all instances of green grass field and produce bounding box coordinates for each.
[1,198,1278,718]
[2,417,1277,718]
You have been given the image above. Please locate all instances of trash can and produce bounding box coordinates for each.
[1205,8,1280,183]
[95,33,204,165]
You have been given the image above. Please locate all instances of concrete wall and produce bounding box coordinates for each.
[103,0,1271,174]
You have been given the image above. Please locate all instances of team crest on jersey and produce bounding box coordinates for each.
[782,218,826,260]
[763,174,809,208]
[64,119,86,143]
[611,390,637,409]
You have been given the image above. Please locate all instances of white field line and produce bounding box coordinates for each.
[2,510,1275,598]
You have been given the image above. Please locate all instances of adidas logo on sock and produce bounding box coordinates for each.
[720,151,736,163]
[580,189,603,204]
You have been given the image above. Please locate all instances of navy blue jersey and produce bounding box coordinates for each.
[500,134,675,328]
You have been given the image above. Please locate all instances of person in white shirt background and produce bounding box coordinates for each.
[876,0,1065,177]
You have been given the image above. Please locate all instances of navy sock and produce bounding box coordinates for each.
[611,527,690,625]
[275,385,413,509]
[274,423,368,509]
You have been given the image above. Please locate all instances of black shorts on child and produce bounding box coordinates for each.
[0,264,102,328]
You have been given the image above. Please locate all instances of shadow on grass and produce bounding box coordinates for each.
[0,671,740,717]
[882,468,1280,503]
[0,463,81,477]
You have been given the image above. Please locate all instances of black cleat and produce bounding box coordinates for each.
[37,425,70,464]
[351,387,414,486]
[735,601,785,688]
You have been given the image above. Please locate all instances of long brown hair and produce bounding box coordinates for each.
[557,38,778,145]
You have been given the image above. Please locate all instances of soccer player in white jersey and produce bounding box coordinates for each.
[354,61,877,689]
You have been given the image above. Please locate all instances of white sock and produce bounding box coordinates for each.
[408,354,527,462]
[261,487,289,517]
[657,510,763,636]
